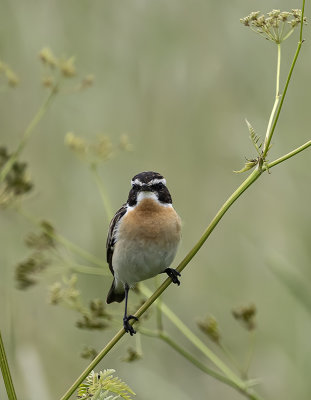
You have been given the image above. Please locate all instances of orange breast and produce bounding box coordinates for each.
[119,199,181,244]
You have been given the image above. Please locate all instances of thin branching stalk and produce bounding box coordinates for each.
[0,330,17,400]
[140,328,263,400]
[218,342,244,377]
[262,0,306,158]
[0,87,57,183]
[155,276,164,332]
[158,335,262,400]
[90,165,114,222]
[18,208,106,268]
[63,263,109,276]
[265,139,311,169]
[140,286,245,385]
[243,331,256,379]
[263,43,281,154]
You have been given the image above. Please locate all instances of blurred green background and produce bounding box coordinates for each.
[1,0,311,399]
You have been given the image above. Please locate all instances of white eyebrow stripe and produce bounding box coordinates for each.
[149,178,166,186]
[131,178,166,187]
[131,179,143,186]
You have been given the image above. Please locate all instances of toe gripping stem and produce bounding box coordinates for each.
[164,268,181,286]
[123,315,138,336]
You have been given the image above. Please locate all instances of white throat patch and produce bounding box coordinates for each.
[127,191,172,211]
[137,191,158,203]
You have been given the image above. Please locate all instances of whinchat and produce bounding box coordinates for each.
[106,171,181,335]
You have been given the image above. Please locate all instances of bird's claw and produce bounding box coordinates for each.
[165,268,181,286]
[123,315,139,336]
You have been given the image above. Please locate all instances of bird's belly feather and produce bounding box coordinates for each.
[112,237,179,286]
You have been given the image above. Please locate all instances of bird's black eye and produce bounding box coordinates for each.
[132,184,140,191]
[152,182,164,191]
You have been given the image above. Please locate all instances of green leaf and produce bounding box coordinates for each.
[245,119,262,156]
[77,370,135,400]
[233,160,258,173]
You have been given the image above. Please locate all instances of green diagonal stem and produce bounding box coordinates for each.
[0,330,17,400]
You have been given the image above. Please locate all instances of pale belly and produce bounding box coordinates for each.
[112,237,179,287]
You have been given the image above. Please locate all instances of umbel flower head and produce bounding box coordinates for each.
[240,9,307,43]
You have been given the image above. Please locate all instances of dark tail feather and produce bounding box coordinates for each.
[106,278,125,304]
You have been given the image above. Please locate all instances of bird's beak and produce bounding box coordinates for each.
[141,184,152,192]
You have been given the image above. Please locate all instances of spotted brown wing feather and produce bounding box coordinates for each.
[106,203,127,275]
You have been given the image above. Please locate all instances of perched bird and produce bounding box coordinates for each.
[106,171,182,335]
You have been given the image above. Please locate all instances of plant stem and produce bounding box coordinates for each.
[139,328,242,392]
[219,342,244,376]
[140,286,246,387]
[243,331,256,379]
[90,165,114,221]
[265,139,311,170]
[163,330,261,400]
[0,330,17,400]
[0,87,57,183]
[175,168,262,275]
[140,328,262,400]
[155,276,163,332]
[263,43,281,156]
[18,208,106,268]
[51,233,105,268]
[65,263,109,276]
[59,329,126,400]
[262,0,305,159]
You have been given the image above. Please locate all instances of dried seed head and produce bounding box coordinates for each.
[81,74,95,88]
[241,9,307,43]
[65,132,87,155]
[93,136,113,160]
[119,134,133,152]
[81,346,98,360]
[60,57,76,77]
[197,315,221,343]
[6,69,19,87]
[49,282,63,304]
[122,347,142,362]
[232,303,257,331]
[39,47,57,68]
[42,76,54,88]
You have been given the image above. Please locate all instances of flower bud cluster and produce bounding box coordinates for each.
[0,60,19,87]
[39,47,94,92]
[65,132,132,165]
[240,9,307,43]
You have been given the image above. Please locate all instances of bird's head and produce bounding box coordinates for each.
[127,171,172,207]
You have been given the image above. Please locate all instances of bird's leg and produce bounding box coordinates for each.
[163,268,181,286]
[123,284,138,336]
